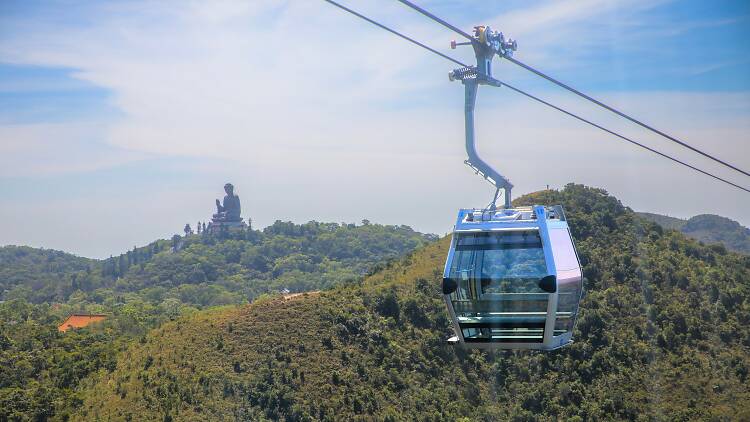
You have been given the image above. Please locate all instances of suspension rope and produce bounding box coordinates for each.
[394,0,750,179]
[395,0,475,41]
[504,56,750,178]
[322,0,465,68]
[322,0,750,194]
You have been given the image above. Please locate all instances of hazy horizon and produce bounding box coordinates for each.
[1,185,746,260]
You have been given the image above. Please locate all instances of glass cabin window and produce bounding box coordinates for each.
[448,231,548,295]
[447,231,550,343]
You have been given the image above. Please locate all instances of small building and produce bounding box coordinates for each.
[58,314,107,332]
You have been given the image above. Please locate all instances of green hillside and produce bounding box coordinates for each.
[637,212,687,231]
[681,214,750,254]
[1,222,432,308]
[0,222,433,421]
[0,246,96,303]
[638,212,750,254]
[77,185,750,421]
[0,301,129,422]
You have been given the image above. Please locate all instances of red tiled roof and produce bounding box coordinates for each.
[58,314,107,332]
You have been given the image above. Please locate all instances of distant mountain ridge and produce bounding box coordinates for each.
[638,212,750,254]
[0,222,434,306]
[0,246,96,302]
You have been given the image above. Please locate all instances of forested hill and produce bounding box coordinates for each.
[637,212,686,231]
[78,185,750,421]
[639,212,750,254]
[0,222,433,421]
[0,222,434,307]
[0,246,96,303]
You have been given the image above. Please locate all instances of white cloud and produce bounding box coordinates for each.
[0,122,148,177]
[0,0,749,256]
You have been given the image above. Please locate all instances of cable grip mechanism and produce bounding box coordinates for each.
[450,24,517,209]
[449,67,477,82]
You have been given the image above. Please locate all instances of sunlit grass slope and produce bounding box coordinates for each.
[78,185,750,421]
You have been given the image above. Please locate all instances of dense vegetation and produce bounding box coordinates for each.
[0,301,134,421]
[0,246,96,304]
[0,221,433,421]
[637,212,687,231]
[77,185,750,421]
[639,212,750,254]
[1,222,433,309]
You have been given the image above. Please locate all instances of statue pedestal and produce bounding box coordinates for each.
[207,219,247,234]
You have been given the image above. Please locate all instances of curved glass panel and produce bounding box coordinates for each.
[449,231,547,294]
[549,227,583,336]
[447,231,550,343]
[549,228,581,272]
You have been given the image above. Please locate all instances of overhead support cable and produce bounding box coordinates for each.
[322,0,465,68]
[503,56,750,179]
[496,80,750,194]
[395,0,474,41]
[321,0,750,194]
[393,0,750,179]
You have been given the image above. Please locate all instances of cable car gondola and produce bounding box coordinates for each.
[442,206,582,349]
[324,0,750,349]
[441,25,583,349]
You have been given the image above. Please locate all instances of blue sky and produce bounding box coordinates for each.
[0,0,749,258]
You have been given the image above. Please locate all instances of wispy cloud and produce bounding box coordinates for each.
[0,0,748,257]
[678,58,750,76]
[487,0,669,66]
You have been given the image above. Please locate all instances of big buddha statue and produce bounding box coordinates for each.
[212,183,242,223]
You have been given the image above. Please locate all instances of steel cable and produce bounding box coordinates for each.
[395,0,750,179]
[322,0,750,194]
